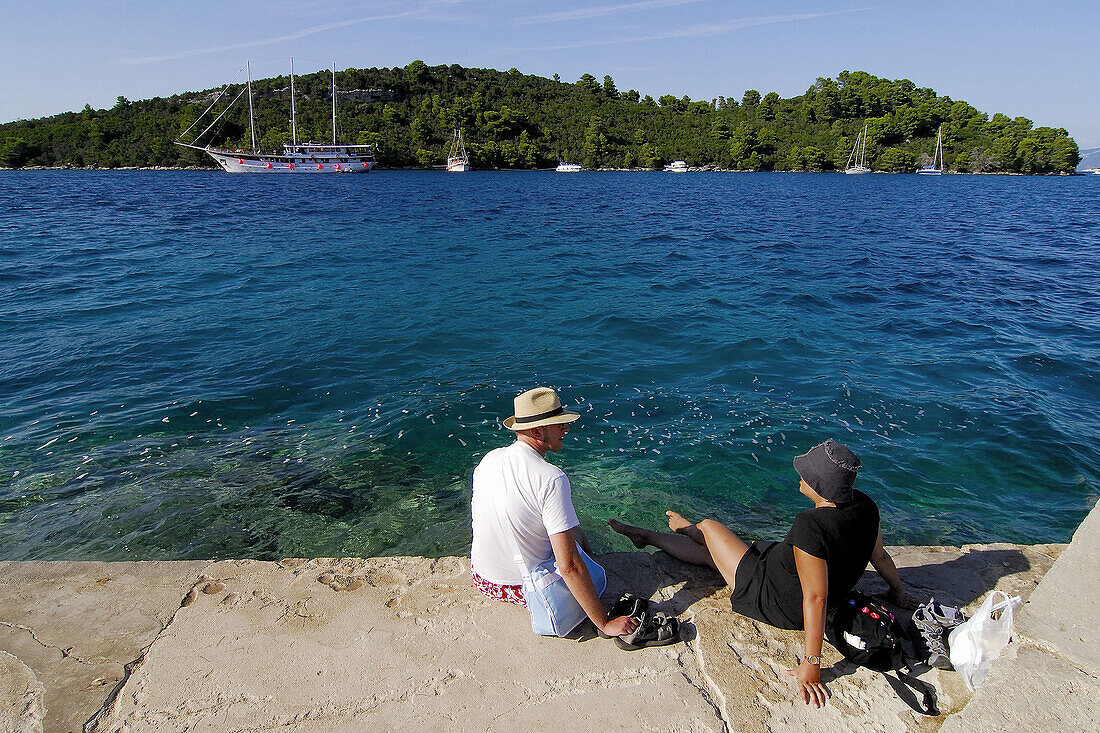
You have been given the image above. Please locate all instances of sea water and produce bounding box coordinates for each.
[0,170,1097,561]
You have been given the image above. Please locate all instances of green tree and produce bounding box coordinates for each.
[989,137,1018,169]
[1016,137,1046,173]
[576,73,599,95]
[802,146,827,171]
[658,95,684,112]
[638,143,662,169]
[758,92,780,120]
[0,138,32,167]
[729,122,759,169]
[405,60,429,84]
[602,75,619,99]
[415,148,437,166]
[0,65,1078,173]
[1049,136,1080,172]
[582,116,608,168]
[875,148,916,172]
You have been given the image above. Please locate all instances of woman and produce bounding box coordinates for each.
[609,438,914,708]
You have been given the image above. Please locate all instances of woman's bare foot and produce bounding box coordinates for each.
[666,510,694,534]
[607,519,650,550]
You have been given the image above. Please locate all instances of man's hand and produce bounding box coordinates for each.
[786,660,831,708]
[602,615,638,637]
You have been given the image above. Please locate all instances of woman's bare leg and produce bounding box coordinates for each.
[608,519,717,569]
[666,511,750,589]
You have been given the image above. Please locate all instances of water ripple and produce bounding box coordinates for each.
[1,170,1098,560]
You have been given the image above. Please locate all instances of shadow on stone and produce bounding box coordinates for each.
[857,546,1036,608]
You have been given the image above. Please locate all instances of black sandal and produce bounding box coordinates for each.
[615,612,681,650]
[598,593,649,638]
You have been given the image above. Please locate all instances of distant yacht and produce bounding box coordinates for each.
[844,125,871,174]
[446,129,470,172]
[555,162,582,172]
[917,125,944,175]
[664,160,689,172]
[176,59,375,174]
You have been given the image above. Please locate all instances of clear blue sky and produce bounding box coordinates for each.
[4,1,1098,148]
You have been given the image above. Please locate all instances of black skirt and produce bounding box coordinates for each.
[728,540,802,630]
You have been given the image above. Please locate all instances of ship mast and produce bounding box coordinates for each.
[331,63,337,146]
[246,61,256,152]
[290,57,297,147]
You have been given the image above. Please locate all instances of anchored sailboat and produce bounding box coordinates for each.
[446,129,470,172]
[176,59,376,174]
[917,126,945,175]
[844,124,871,174]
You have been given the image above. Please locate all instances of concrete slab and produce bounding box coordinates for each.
[0,541,1069,733]
[940,501,1100,732]
[0,561,210,733]
[1015,499,1100,671]
[938,639,1100,732]
[87,556,723,732]
[1,650,45,733]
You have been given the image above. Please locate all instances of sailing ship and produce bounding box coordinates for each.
[176,59,376,174]
[844,125,871,174]
[446,129,470,172]
[917,125,945,175]
[555,162,582,172]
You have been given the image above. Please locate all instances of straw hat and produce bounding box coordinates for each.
[503,387,580,431]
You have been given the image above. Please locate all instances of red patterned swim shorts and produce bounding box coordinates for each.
[472,568,526,608]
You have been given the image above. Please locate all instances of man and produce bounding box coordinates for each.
[470,387,637,637]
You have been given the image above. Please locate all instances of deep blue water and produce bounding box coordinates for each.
[1,170,1098,561]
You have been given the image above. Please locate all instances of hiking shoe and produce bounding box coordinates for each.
[913,606,953,670]
[925,599,967,630]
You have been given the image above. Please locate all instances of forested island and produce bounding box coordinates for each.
[0,62,1080,174]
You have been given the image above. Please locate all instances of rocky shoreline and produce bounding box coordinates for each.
[0,165,1085,174]
[3,503,1097,733]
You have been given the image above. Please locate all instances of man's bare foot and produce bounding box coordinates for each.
[666,510,694,534]
[607,519,649,550]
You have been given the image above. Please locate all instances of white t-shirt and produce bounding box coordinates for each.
[470,440,580,585]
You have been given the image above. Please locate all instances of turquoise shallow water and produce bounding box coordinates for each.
[1,170,1098,560]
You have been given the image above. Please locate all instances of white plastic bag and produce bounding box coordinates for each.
[948,590,1022,691]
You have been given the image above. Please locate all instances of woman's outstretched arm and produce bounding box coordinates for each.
[869,524,917,608]
[790,548,830,708]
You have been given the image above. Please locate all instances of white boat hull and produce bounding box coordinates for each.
[206,149,373,174]
[555,163,582,172]
[917,168,942,176]
[844,166,871,175]
[446,162,470,172]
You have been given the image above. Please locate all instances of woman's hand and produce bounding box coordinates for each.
[602,615,638,637]
[787,660,831,708]
[892,586,919,610]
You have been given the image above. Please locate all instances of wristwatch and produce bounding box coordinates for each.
[803,654,822,665]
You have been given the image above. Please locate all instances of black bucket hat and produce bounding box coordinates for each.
[793,439,861,503]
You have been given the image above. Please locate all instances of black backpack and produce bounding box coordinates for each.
[826,591,938,716]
